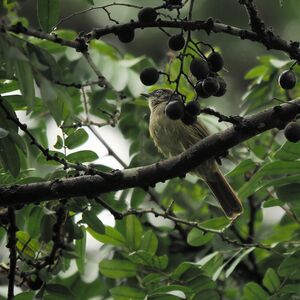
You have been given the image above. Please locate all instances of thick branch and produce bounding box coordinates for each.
[0,99,299,206]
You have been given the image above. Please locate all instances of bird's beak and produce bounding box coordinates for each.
[140,92,150,98]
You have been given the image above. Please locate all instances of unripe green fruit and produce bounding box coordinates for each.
[165,101,185,120]
[195,81,210,98]
[117,25,135,43]
[169,34,185,51]
[207,52,224,72]
[279,70,297,90]
[190,58,209,80]
[138,7,157,23]
[185,101,201,116]
[213,77,227,97]
[140,68,159,86]
[202,77,220,95]
[284,122,300,143]
[181,112,197,125]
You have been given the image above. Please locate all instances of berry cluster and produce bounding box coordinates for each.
[165,99,201,125]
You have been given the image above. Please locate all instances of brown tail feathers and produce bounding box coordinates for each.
[205,171,243,219]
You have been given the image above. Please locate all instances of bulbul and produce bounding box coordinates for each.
[143,88,243,219]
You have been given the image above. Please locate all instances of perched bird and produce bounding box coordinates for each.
[143,88,243,219]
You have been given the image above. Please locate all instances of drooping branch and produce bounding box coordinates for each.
[1,98,299,206]
[6,17,300,62]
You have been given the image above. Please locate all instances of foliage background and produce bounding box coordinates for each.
[1,0,300,299]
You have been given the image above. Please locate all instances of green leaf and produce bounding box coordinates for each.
[99,259,137,278]
[37,0,60,33]
[0,138,20,177]
[140,230,158,254]
[65,129,89,149]
[14,292,36,300]
[66,150,98,163]
[263,268,280,293]
[276,184,300,204]
[16,231,40,258]
[280,284,300,294]
[45,284,74,298]
[227,159,256,177]
[125,215,143,250]
[238,161,300,199]
[225,247,255,278]
[278,252,300,278]
[110,286,146,300]
[131,188,147,208]
[187,228,213,247]
[27,206,44,238]
[243,282,269,300]
[14,60,35,110]
[151,285,194,298]
[0,128,8,138]
[199,217,230,231]
[128,250,168,270]
[87,226,125,246]
[82,210,105,234]
[54,135,63,149]
[273,141,300,161]
[75,226,86,275]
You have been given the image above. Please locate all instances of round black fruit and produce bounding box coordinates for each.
[213,77,227,97]
[279,70,297,90]
[165,101,185,120]
[140,68,159,86]
[195,81,210,98]
[203,77,220,95]
[138,7,157,23]
[169,34,185,51]
[190,58,209,80]
[181,112,197,125]
[185,101,201,116]
[284,122,300,143]
[117,25,135,43]
[207,52,224,72]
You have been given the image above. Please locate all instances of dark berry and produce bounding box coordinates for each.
[116,25,135,43]
[138,7,158,23]
[165,101,185,120]
[140,68,159,86]
[190,58,209,80]
[27,276,44,290]
[185,101,201,116]
[284,122,300,143]
[213,77,227,97]
[181,112,197,125]
[279,70,297,90]
[202,77,220,95]
[169,34,185,51]
[207,52,224,72]
[195,81,210,98]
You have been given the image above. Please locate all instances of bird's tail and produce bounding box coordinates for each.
[205,170,243,219]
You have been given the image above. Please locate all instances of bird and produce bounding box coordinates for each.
[142,88,243,219]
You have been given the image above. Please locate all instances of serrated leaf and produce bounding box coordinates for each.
[263,268,280,293]
[37,0,60,33]
[187,228,213,247]
[99,259,137,278]
[82,210,105,234]
[66,150,98,163]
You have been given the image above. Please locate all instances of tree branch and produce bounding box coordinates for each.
[1,98,299,206]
